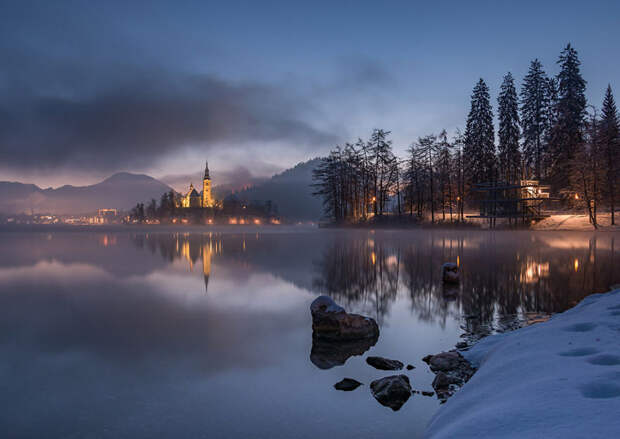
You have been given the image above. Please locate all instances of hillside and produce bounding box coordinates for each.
[227,158,323,220]
[0,173,172,215]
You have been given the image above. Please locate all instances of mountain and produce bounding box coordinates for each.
[0,172,172,215]
[227,158,323,220]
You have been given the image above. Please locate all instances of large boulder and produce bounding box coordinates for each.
[311,296,379,341]
[366,356,404,371]
[370,375,412,411]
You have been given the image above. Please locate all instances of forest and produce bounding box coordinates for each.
[312,44,619,228]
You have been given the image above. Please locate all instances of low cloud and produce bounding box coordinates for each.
[0,74,338,173]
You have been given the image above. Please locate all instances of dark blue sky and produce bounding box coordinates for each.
[1,0,619,188]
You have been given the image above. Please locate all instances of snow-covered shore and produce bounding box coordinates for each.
[425,289,620,439]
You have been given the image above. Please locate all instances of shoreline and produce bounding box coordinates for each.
[424,288,620,438]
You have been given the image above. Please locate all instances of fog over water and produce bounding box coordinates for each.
[0,228,617,438]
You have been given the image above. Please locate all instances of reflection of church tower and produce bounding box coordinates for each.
[202,241,212,293]
[202,161,214,208]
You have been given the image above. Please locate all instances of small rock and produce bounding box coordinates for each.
[455,341,468,349]
[432,372,451,390]
[334,378,362,391]
[421,391,434,397]
[427,351,462,372]
[366,356,404,371]
[442,262,459,284]
[406,364,415,370]
[370,375,412,411]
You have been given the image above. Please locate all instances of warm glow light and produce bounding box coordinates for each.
[574,193,579,200]
[229,218,237,224]
[457,255,460,267]
[371,196,376,202]
[574,259,579,272]
[253,219,261,225]
[371,251,376,265]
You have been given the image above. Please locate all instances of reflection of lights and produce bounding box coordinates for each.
[574,259,579,272]
[521,261,549,283]
[457,255,460,267]
[385,255,398,267]
[229,218,237,224]
[371,251,376,265]
[270,219,281,225]
[253,219,261,225]
[207,218,213,225]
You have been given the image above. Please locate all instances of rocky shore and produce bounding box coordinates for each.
[425,289,620,438]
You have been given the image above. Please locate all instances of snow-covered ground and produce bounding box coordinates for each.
[533,213,620,231]
[425,289,620,439]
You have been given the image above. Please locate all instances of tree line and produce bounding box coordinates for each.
[313,44,619,227]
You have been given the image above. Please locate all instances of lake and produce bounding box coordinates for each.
[0,227,618,438]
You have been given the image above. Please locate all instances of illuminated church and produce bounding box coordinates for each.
[181,161,215,208]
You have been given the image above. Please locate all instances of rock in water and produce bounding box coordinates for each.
[442,262,459,284]
[334,378,363,391]
[310,296,379,341]
[423,351,476,399]
[425,351,463,371]
[366,356,404,371]
[370,375,412,411]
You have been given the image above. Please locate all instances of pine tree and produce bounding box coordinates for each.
[497,72,521,183]
[464,79,496,187]
[520,59,552,180]
[600,85,619,224]
[548,43,587,194]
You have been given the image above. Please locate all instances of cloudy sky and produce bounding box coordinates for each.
[1,0,619,189]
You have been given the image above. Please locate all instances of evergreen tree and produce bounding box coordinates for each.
[497,72,521,183]
[600,85,619,224]
[548,43,587,194]
[520,59,552,179]
[464,79,496,187]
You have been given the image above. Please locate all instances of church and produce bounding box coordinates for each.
[180,161,215,208]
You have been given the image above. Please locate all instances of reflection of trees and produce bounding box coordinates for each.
[311,232,619,328]
[312,237,398,325]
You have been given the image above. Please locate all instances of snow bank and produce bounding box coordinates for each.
[425,289,620,439]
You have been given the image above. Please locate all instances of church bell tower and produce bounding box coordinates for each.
[202,161,214,208]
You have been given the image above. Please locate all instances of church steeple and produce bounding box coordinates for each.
[202,159,214,208]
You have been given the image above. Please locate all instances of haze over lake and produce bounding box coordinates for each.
[0,227,618,438]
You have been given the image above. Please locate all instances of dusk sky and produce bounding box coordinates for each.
[1,0,619,189]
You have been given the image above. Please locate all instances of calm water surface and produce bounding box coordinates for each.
[0,227,618,438]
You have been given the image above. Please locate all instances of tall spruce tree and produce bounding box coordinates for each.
[464,78,496,187]
[549,43,587,194]
[600,85,619,224]
[520,59,551,179]
[498,72,521,183]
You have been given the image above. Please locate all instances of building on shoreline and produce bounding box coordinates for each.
[180,161,215,209]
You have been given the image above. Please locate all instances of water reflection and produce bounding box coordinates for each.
[0,229,618,439]
[126,230,619,332]
[308,232,618,328]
